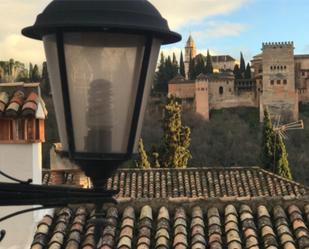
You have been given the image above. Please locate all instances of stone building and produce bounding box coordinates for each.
[169,37,309,121]
[184,35,236,78]
[184,35,197,78]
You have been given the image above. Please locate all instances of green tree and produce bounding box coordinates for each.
[245,63,251,79]
[261,108,275,171]
[275,135,292,180]
[41,62,50,96]
[205,50,213,74]
[160,96,191,168]
[154,52,167,92]
[233,64,242,79]
[179,51,185,77]
[240,52,246,76]
[172,52,179,76]
[31,64,41,82]
[29,63,33,80]
[137,138,151,169]
[188,52,196,80]
[9,59,14,75]
[195,54,205,76]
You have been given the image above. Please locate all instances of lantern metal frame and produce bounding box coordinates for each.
[1,0,181,244]
[21,0,181,184]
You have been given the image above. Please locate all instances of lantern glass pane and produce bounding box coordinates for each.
[133,39,161,152]
[63,33,145,153]
[43,34,69,151]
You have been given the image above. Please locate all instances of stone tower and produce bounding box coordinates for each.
[260,42,298,121]
[195,74,209,120]
[184,35,197,79]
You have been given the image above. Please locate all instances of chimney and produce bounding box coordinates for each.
[0,82,47,248]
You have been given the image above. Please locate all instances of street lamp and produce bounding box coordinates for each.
[22,0,181,186]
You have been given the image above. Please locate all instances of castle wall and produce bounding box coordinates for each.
[195,79,209,120]
[168,82,195,99]
[260,42,298,121]
[207,78,257,109]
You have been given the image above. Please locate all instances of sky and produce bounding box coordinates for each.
[0,0,309,66]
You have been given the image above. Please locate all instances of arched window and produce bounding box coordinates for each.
[219,86,223,95]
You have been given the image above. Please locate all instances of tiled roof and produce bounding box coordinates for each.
[0,82,46,118]
[31,201,309,249]
[212,55,236,62]
[43,167,308,199]
[168,74,194,84]
[35,167,309,249]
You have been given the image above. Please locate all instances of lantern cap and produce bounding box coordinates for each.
[22,0,181,45]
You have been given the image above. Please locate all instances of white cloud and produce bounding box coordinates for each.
[149,0,251,29]
[193,22,248,40]
[0,0,50,64]
[0,34,45,65]
[0,0,251,65]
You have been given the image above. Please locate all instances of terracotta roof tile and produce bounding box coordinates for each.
[43,167,309,199]
[27,204,307,249]
[0,84,44,118]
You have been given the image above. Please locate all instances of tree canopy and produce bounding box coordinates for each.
[160,96,192,168]
[179,51,185,77]
[205,50,213,74]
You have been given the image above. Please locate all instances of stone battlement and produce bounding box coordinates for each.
[262,41,294,48]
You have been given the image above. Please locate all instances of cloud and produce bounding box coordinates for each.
[193,22,248,40]
[150,0,251,29]
[0,0,50,64]
[0,0,251,65]
[1,35,45,65]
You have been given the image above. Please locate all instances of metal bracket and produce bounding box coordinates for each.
[0,170,32,184]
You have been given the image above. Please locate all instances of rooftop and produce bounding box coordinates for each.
[0,82,46,119]
[33,165,309,249]
[43,167,308,201]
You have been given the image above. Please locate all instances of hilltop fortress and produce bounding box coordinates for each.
[168,36,309,121]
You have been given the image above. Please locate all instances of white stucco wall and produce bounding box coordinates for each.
[0,143,45,249]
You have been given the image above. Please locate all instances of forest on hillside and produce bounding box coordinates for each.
[141,103,309,185]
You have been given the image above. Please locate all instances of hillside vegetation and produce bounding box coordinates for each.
[142,104,309,185]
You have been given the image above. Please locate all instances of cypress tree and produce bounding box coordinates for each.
[154,52,166,92]
[172,52,179,76]
[188,52,196,80]
[29,63,33,80]
[233,64,242,79]
[41,62,50,96]
[179,51,185,77]
[160,96,191,168]
[275,135,292,180]
[245,63,251,79]
[195,54,205,76]
[137,138,151,169]
[31,64,41,82]
[261,108,275,171]
[205,50,213,74]
[9,59,14,75]
[240,52,246,76]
